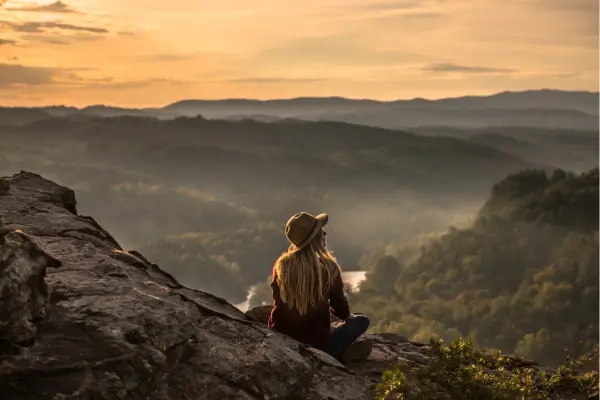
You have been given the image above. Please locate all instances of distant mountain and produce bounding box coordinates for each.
[165,90,599,115]
[422,89,600,115]
[320,106,596,131]
[1,89,597,130]
[77,105,181,119]
[0,108,56,126]
[41,105,80,117]
[426,127,599,173]
[220,114,284,123]
[161,90,599,130]
[469,132,535,153]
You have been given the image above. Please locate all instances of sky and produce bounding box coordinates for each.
[0,0,598,106]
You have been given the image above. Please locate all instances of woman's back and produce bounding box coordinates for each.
[268,260,350,350]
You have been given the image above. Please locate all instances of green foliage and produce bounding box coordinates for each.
[376,337,599,400]
[140,223,285,301]
[1,116,512,302]
[351,169,599,366]
[482,168,599,228]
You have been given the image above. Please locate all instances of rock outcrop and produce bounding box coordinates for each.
[5,172,587,400]
[244,305,431,380]
[0,171,430,400]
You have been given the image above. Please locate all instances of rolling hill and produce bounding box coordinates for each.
[0,115,535,301]
[2,90,598,130]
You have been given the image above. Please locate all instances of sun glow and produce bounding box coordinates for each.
[0,0,597,106]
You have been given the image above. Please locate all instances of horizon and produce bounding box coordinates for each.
[1,0,598,107]
[4,88,600,109]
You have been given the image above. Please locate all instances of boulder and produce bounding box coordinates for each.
[0,171,426,400]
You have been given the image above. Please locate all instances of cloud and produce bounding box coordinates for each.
[309,0,443,17]
[528,0,598,37]
[398,11,444,19]
[0,38,16,45]
[0,20,109,46]
[89,78,188,89]
[543,0,598,12]
[0,63,189,90]
[256,33,433,68]
[320,0,421,14]
[54,77,192,90]
[224,77,325,84]
[355,1,422,11]
[422,63,517,74]
[0,20,107,34]
[0,63,59,87]
[137,53,196,62]
[5,1,78,13]
[20,34,69,45]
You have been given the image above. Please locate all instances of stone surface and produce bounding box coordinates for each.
[1,171,578,400]
[0,173,380,400]
[0,229,61,348]
[245,305,430,380]
[1,171,414,400]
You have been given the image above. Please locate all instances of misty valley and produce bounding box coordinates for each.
[1,90,598,372]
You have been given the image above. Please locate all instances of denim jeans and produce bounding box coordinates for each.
[325,314,370,360]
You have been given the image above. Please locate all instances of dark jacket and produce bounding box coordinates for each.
[268,263,350,350]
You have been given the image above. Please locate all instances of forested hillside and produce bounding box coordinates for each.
[0,116,532,302]
[0,113,597,313]
[349,168,599,366]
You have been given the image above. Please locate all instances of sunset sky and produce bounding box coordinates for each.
[0,0,598,107]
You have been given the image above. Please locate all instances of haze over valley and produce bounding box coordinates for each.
[1,90,597,305]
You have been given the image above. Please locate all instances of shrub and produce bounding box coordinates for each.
[376,337,599,400]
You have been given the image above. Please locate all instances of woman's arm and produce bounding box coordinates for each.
[329,272,350,320]
[270,266,282,304]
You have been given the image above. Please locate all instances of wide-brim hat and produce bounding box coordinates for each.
[285,212,328,250]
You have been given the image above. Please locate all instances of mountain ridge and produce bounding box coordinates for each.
[2,89,595,130]
[164,89,599,108]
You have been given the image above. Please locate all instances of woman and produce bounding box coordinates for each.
[268,212,372,363]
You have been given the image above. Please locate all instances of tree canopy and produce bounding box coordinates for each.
[350,168,599,366]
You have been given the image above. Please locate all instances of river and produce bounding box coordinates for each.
[235,270,366,312]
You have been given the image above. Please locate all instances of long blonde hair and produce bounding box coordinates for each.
[274,230,341,315]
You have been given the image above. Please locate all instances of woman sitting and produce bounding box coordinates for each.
[268,212,372,363]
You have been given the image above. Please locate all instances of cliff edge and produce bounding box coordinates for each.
[0,171,431,400]
[3,171,591,400]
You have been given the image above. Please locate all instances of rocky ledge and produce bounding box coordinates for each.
[0,171,558,400]
[0,171,431,400]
